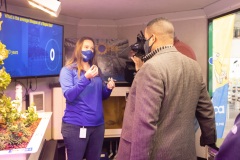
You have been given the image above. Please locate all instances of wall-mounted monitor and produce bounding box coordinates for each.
[0,11,64,79]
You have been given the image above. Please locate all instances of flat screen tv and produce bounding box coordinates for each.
[0,11,64,79]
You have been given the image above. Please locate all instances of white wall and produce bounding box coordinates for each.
[77,26,118,39]
[173,18,208,81]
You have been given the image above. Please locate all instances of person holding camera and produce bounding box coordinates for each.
[117,17,216,160]
[130,31,200,133]
[130,35,197,72]
[59,37,115,160]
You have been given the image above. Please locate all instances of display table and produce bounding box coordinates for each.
[105,129,122,138]
[0,112,52,160]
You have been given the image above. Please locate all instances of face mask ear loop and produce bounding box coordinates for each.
[149,35,155,46]
[143,35,154,54]
[149,41,154,50]
[148,35,155,52]
[146,35,153,41]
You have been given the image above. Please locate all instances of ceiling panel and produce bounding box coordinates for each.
[4,0,220,19]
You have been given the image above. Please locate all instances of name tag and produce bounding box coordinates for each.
[79,127,87,138]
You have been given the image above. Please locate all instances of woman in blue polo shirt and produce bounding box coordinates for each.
[59,37,115,160]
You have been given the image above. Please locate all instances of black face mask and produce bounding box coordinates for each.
[144,35,154,54]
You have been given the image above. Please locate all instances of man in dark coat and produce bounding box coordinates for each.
[117,17,216,160]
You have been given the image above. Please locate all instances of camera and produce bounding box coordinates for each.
[130,31,146,58]
[125,31,146,83]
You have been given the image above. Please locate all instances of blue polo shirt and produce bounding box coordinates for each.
[59,65,112,127]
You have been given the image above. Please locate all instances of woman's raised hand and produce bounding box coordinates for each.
[85,65,99,79]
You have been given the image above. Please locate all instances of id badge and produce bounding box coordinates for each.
[79,127,87,138]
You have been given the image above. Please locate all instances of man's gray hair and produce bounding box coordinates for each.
[146,17,174,37]
[146,17,170,27]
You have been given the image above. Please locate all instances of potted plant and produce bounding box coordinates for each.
[0,41,39,150]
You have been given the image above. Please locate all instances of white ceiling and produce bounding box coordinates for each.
[4,0,220,20]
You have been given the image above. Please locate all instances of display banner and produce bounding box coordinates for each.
[212,84,228,138]
[209,14,239,138]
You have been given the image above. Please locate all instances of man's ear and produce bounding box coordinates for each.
[151,34,156,43]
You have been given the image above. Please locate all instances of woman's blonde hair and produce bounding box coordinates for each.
[65,37,96,77]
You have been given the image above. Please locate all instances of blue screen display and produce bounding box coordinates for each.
[0,12,63,78]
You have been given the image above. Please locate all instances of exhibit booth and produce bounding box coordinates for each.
[0,0,240,159]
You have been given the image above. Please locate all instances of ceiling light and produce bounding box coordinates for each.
[28,0,61,17]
